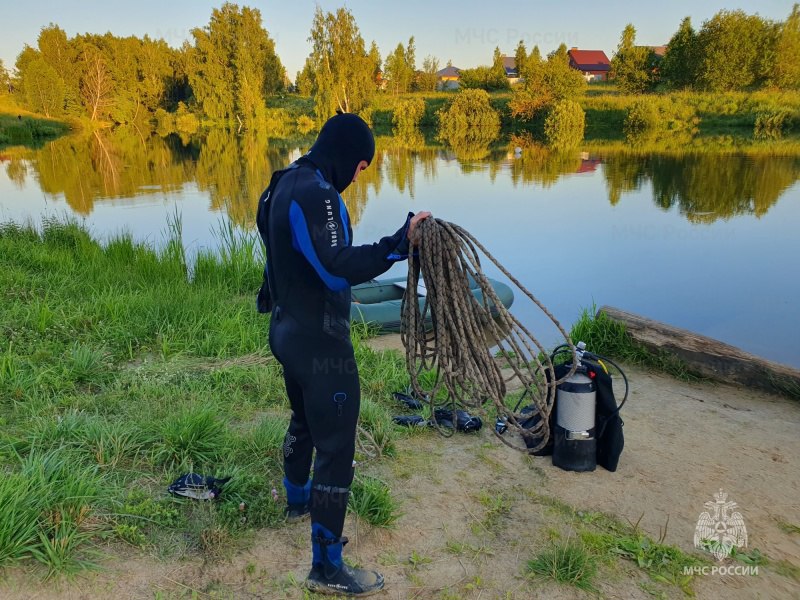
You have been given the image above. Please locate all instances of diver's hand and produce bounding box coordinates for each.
[408,211,432,244]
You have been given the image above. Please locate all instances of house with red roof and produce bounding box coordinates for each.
[567,48,611,81]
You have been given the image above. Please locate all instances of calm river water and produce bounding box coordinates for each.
[2,128,798,367]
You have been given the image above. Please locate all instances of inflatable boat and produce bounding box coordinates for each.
[350,276,514,333]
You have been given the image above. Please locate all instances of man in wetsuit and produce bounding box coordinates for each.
[256,113,430,596]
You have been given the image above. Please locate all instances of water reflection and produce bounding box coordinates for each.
[4,129,799,226]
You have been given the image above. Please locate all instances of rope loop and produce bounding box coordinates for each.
[401,218,577,452]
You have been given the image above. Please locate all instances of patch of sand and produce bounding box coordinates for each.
[2,357,798,599]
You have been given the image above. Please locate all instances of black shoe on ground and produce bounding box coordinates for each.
[306,563,384,597]
[284,503,310,521]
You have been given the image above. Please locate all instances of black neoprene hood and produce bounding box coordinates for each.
[306,113,376,193]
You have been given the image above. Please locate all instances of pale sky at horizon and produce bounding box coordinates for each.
[0,1,794,79]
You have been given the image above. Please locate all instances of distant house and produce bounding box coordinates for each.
[635,45,668,75]
[502,56,521,85]
[436,65,461,90]
[567,48,611,81]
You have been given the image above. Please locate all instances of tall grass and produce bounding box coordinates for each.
[583,89,800,139]
[0,217,406,575]
[0,450,103,575]
[569,306,699,381]
[348,476,401,528]
[0,107,71,147]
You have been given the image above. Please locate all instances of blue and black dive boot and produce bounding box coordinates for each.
[306,523,384,597]
[284,477,311,521]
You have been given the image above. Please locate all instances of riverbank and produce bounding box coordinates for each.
[353,88,800,140]
[1,220,798,598]
[0,98,73,148]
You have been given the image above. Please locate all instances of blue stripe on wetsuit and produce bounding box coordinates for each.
[288,200,349,292]
[338,195,350,246]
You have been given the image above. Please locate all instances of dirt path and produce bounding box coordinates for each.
[2,359,798,599]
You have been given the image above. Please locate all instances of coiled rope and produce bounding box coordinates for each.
[400,218,577,452]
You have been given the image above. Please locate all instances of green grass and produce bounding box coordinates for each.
[527,493,708,596]
[348,475,402,528]
[0,217,409,575]
[526,538,599,592]
[568,305,700,381]
[0,96,72,147]
[580,89,800,139]
[0,449,103,576]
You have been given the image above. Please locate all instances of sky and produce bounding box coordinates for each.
[0,0,794,79]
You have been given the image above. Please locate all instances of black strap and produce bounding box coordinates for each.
[314,534,349,547]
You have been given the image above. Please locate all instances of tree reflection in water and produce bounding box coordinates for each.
[4,128,799,226]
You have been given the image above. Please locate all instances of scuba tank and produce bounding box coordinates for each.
[552,342,597,472]
[496,340,627,472]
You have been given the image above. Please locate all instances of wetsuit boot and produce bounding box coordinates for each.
[306,523,384,597]
[283,477,311,520]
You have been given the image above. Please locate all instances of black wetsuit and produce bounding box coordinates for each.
[256,117,411,559]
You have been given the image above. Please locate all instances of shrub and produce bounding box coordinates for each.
[437,89,500,147]
[296,114,316,134]
[754,109,794,139]
[459,66,509,92]
[543,100,585,149]
[624,98,661,137]
[392,97,425,132]
[261,108,291,136]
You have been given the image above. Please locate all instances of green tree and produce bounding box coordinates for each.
[37,25,82,115]
[771,4,800,89]
[405,36,417,90]
[491,46,510,89]
[308,7,374,120]
[138,36,175,112]
[13,46,40,106]
[520,45,542,83]
[0,59,9,94]
[234,6,284,121]
[296,59,315,96]
[695,10,773,91]
[367,41,382,90]
[514,40,528,82]
[384,38,416,94]
[510,51,585,120]
[661,17,698,89]
[384,43,409,94]
[548,43,569,64]
[24,58,65,117]
[611,24,652,93]
[189,3,284,122]
[419,55,440,92]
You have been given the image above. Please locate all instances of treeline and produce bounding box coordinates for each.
[2,3,799,134]
[614,6,800,93]
[4,3,284,125]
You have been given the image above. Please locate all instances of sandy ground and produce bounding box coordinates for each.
[2,346,799,599]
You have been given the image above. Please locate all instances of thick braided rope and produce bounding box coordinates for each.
[400,217,577,452]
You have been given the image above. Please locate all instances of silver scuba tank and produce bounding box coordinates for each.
[552,342,598,472]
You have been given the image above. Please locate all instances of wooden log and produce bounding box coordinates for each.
[597,305,800,398]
